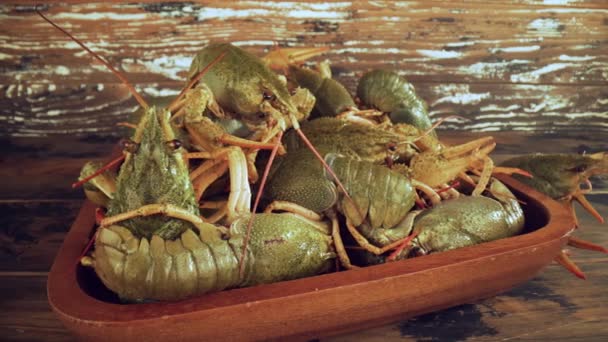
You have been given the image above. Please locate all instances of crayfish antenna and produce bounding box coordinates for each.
[36,8,149,110]
[386,230,420,261]
[554,250,586,280]
[71,155,125,189]
[238,131,284,279]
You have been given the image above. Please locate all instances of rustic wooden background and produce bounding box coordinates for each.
[0,1,606,341]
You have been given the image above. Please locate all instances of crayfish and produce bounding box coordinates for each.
[501,152,608,279]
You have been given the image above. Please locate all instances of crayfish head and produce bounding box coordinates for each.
[504,153,607,199]
[107,107,199,240]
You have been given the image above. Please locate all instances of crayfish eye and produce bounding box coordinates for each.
[262,89,276,101]
[121,138,139,153]
[386,142,398,152]
[166,139,182,151]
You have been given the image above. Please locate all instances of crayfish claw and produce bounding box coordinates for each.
[262,46,329,72]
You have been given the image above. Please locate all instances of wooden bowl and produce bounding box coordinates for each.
[47,175,574,341]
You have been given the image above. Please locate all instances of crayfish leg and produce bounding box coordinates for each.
[573,192,605,224]
[554,250,586,280]
[327,210,358,270]
[568,236,608,254]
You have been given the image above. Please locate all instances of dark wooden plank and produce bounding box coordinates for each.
[0,200,81,272]
[0,276,74,342]
[2,82,606,138]
[0,2,606,86]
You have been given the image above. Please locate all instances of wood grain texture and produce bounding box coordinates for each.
[0,1,606,138]
[0,0,606,340]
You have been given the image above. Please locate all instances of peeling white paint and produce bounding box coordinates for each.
[0,52,11,60]
[54,12,148,21]
[459,60,530,78]
[195,6,349,20]
[558,54,595,62]
[255,2,352,10]
[510,63,572,82]
[445,41,475,48]
[46,110,63,117]
[489,46,540,54]
[476,112,523,120]
[434,92,490,106]
[333,47,404,54]
[6,84,16,98]
[48,84,57,92]
[527,18,562,36]
[524,103,546,113]
[536,8,608,14]
[542,0,579,4]
[344,40,386,46]
[129,55,192,81]
[417,49,463,59]
[142,87,181,97]
[55,66,71,76]
[480,104,521,113]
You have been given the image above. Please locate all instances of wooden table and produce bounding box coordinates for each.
[1,1,606,341]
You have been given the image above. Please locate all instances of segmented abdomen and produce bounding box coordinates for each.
[325,153,416,229]
[290,65,356,117]
[93,224,242,301]
[410,193,525,256]
[357,69,434,135]
[90,213,334,302]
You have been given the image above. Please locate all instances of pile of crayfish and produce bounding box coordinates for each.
[39,11,608,302]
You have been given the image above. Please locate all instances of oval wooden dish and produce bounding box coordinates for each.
[48,174,574,341]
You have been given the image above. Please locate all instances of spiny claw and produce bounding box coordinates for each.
[554,249,586,280]
[443,137,495,160]
[262,46,330,71]
[410,136,495,188]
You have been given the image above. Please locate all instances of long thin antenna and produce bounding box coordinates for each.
[36,7,149,110]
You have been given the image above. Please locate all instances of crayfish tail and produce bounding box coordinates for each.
[554,250,586,280]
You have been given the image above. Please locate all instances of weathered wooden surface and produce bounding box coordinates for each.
[0,1,607,138]
[0,1,606,341]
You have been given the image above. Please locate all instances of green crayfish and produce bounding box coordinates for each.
[501,152,608,279]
